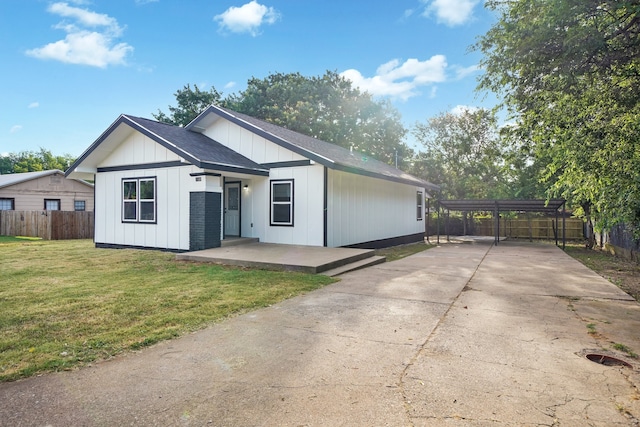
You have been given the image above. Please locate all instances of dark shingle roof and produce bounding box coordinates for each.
[188,105,439,190]
[67,106,438,191]
[124,115,268,175]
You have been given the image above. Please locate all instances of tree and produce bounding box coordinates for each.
[153,84,222,126]
[412,108,508,200]
[476,0,640,235]
[224,71,410,166]
[0,149,75,174]
[156,72,411,168]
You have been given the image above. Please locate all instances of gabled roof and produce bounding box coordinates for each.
[187,105,439,190]
[0,169,93,189]
[65,115,269,179]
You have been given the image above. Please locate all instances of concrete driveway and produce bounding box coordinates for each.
[2,240,640,426]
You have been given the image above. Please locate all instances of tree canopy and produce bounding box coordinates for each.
[154,71,411,168]
[476,0,640,233]
[412,108,511,200]
[153,84,222,126]
[0,149,76,174]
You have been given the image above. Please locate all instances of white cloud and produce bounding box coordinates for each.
[26,2,133,68]
[421,0,480,26]
[135,0,159,4]
[28,102,40,109]
[452,64,480,80]
[341,56,448,101]
[451,105,479,115]
[10,125,23,134]
[214,1,280,36]
[48,2,120,31]
[224,81,237,90]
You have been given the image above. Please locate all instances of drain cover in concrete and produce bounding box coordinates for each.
[586,353,633,368]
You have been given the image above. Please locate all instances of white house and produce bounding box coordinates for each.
[65,105,438,251]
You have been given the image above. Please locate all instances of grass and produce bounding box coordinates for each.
[0,238,336,382]
[565,243,640,301]
[0,235,42,243]
[375,241,434,262]
[612,343,638,359]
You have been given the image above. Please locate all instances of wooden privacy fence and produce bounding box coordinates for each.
[0,210,93,240]
[475,217,583,240]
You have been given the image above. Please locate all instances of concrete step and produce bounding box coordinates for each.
[221,237,259,247]
[320,255,386,277]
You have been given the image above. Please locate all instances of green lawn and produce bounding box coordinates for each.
[0,239,335,382]
[375,241,434,262]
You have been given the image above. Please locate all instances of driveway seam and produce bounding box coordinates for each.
[398,242,494,425]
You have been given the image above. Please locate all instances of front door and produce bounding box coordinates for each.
[224,182,240,237]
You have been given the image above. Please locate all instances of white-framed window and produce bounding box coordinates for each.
[417,191,424,221]
[0,198,14,210]
[270,179,294,226]
[44,199,60,211]
[122,177,156,223]
[74,200,86,211]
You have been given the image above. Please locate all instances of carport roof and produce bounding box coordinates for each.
[438,199,566,213]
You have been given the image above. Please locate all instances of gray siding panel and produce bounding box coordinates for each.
[190,192,221,251]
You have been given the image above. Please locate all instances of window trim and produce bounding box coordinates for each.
[121,177,157,224]
[0,198,15,211]
[270,179,294,227]
[417,191,424,221]
[44,199,61,211]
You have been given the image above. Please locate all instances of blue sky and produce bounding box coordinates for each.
[1,0,497,158]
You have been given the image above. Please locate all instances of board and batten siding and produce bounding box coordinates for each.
[326,169,425,247]
[95,130,216,251]
[203,120,308,164]
[239,164,325,246]
[205,119,324,246]
[94,166,202,250]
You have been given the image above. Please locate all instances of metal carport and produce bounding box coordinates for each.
[430,199,567,248]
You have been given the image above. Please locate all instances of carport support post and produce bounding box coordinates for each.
[436,202,440,244]
[493,201,499,245]
[426,199,430,244]
[446,209,450,242]
[555,208,559,247]
[562,202,566,250]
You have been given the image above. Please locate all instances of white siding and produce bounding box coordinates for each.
[99,131,182,167]
[204,120,307,164]
[94,133,216,251]
[95,165,201,251]
[327,169,425,247]
[237,164,324,246]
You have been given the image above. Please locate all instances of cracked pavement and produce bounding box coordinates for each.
[2,240,640,426]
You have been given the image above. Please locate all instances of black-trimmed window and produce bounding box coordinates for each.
[74,200,86,211]
[417,191,424,221]
[122,177,156,223]
[0,198,14,210]
[270,179,294,226]
[44,199,60,211]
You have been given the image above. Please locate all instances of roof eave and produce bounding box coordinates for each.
[65,115,202,179]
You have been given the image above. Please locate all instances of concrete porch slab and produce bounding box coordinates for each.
[175,242,377,274]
